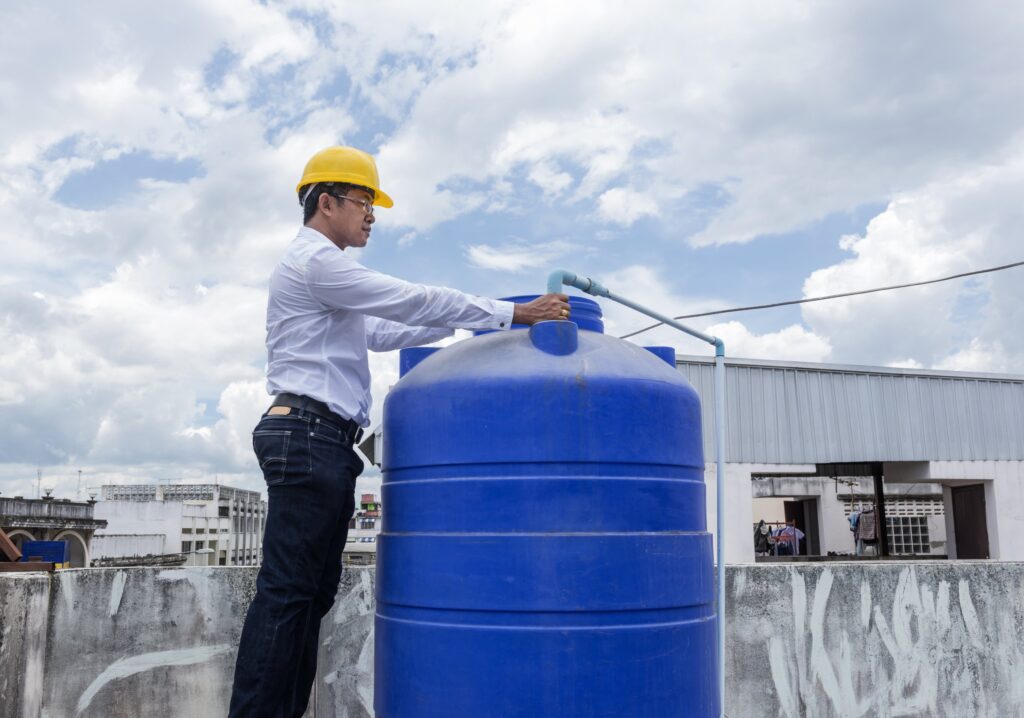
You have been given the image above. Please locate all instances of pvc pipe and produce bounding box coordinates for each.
[548,268,728,718]
[547,270,719,347]
[714,353,726,716]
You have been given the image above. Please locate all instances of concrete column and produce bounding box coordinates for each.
[705,462,755,564]
[943,485,958,560]
[707,463,817,563]
[817,481,855,555]
[984,477,1001,559]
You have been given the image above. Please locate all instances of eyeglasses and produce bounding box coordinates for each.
[330,193,374,216]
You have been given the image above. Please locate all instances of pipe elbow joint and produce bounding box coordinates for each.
[547,269,577,294]
[714,337,726,357]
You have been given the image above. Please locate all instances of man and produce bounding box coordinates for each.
[228,146,569,717]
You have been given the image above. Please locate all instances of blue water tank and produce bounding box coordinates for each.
[376,296,717,718]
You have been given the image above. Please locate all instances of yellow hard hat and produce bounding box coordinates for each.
[295,146,394,208]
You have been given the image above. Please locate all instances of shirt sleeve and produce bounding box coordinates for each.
[306,247,516,331]
[365,318,454,352]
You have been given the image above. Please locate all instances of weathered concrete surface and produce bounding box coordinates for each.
[728,561,1024,717]
[0,567,372,718]
[2,563,1023,717]
[312,568,376,717]
[0,574,50,717]
[43,567,253,717]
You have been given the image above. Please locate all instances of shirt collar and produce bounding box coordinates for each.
[297,225,333,245]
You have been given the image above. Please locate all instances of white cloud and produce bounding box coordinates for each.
[704,321,831,363]
[2,1,1023,498]
[527,162,574,196]
[363,1,1024,243]
[465,240,578,272]
[801,148,1024,370]
[595,265,831,362]
[935,339,1013,375]
[597,187,659,226]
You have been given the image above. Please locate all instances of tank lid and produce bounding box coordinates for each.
[475,295,604,335]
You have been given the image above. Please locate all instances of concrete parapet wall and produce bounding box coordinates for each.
[728,561,1024,717]
[0,567,372,718]
[0,563,1021,717]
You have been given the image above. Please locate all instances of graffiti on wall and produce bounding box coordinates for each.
[745,566,1024,717]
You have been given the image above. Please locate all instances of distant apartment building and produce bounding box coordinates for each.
[345,493,381,565]
[0,494,107,567]
[93,483,267,567]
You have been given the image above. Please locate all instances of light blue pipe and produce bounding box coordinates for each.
[548,269,728,718]
[547,270,720,348]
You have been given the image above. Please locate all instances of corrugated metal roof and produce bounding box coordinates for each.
[676,355,1024,463]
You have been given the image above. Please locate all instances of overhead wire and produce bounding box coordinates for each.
[617,259,1024,340]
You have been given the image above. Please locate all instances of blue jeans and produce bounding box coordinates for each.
[229,410,364,718]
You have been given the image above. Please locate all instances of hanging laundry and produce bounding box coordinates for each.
[753,520,773,554]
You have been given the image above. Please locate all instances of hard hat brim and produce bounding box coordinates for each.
[295,175,393,208]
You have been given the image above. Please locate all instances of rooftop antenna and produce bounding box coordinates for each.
[36,468,42,499]
[77,469,83,500]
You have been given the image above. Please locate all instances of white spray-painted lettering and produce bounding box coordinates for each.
[762,567,994,717]
[958,579,983,649]
[21,584,49,718]
[107,571,126,617]
[75,644,232,715]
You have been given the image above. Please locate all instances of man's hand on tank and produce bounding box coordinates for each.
[513,293,571,325]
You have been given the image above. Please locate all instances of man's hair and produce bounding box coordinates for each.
[300,182,375,224]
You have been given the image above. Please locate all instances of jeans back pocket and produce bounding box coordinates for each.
[253,430,291,486]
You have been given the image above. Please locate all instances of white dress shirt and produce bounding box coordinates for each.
[265,226,515,426]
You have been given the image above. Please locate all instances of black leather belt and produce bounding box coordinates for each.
[271,393,363,445]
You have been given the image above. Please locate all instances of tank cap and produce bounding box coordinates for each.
[529,320,578,356]
[644,346,676,367]
[399,347,441,377]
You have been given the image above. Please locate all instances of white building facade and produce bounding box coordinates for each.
[94,483,267,566]
[679,356,1024,563]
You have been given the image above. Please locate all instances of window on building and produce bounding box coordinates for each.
[182,541,192,552]
[195,541,204,550]
[887,516,931,555]
[360,519,375,529]
[182,528,193,534]
[219,506,230,517]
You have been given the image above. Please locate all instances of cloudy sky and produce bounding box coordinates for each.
[2,1,1022,500]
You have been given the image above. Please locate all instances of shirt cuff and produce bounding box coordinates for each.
[493,300,516,330]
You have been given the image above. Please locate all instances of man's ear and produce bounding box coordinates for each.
[319,193,333,216]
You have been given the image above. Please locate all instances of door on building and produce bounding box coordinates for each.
[783,499,820,556]
[951,484,990,559]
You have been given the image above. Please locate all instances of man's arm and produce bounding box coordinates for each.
[308,248,570,330]
[365,319,454,352]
